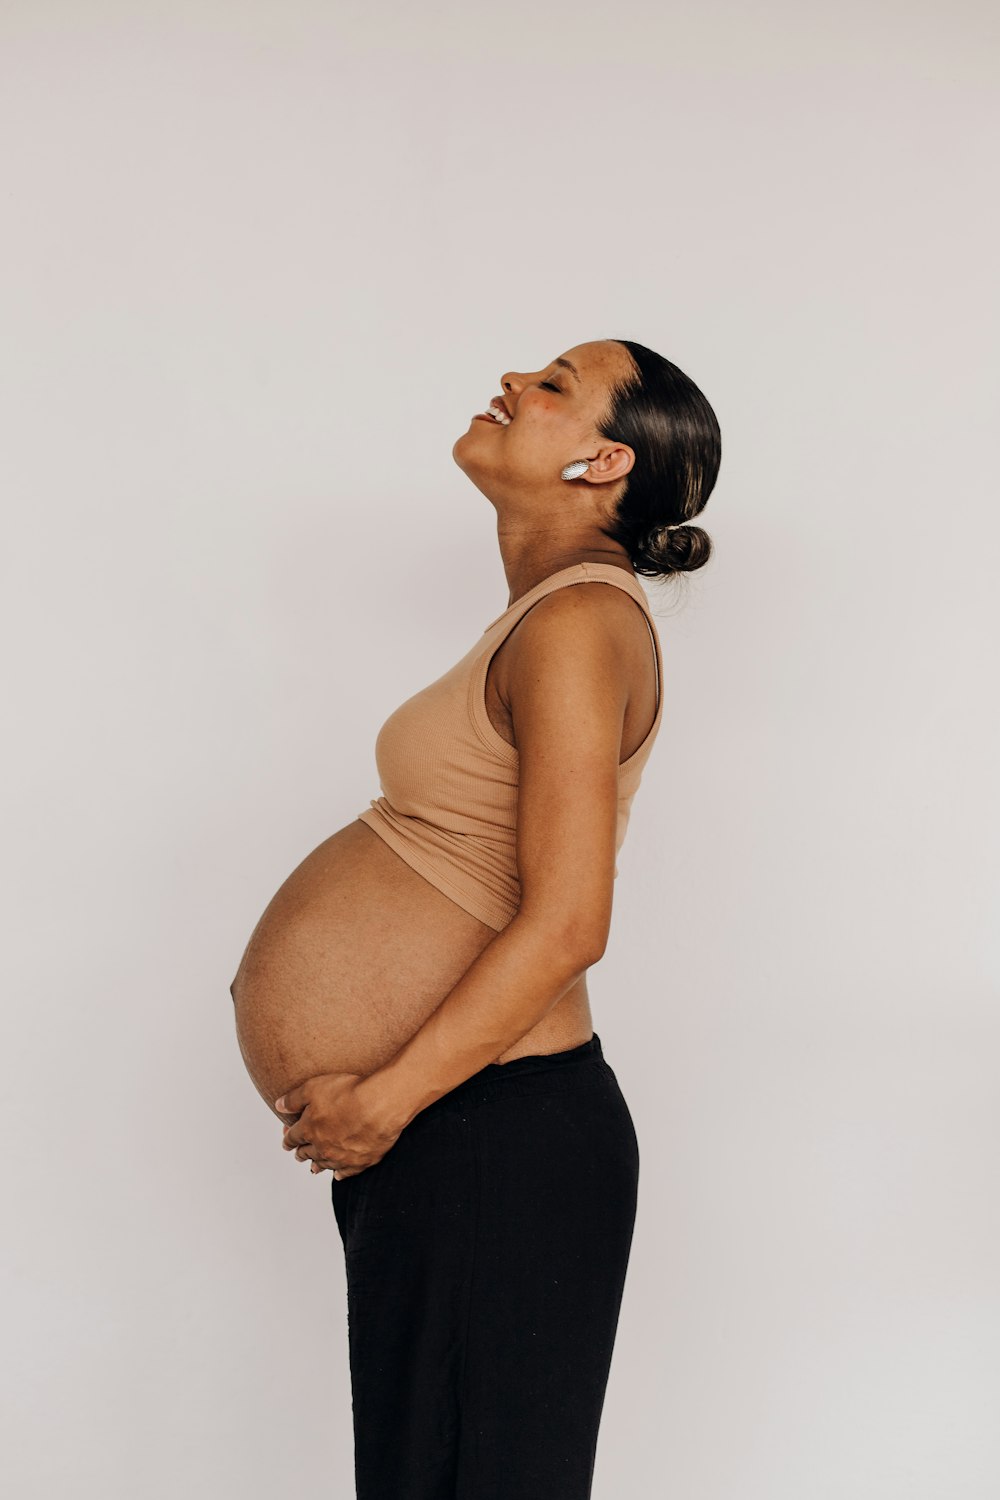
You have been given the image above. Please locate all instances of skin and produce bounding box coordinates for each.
[279,340,661,1176]
[454,338,639,605]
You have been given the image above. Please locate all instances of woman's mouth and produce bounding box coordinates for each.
[473,400,512,426]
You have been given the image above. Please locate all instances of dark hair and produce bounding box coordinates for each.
[595,338,721,580]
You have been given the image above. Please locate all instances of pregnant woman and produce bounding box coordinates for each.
[230,336,721,1498]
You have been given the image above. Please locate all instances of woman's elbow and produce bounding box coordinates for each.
[515,901,611,970]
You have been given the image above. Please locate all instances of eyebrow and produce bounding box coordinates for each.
[554,357,581,382]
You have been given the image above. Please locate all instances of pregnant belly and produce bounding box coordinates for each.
[229,819,592,1119]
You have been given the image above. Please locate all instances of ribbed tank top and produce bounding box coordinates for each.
[356,561,665,931]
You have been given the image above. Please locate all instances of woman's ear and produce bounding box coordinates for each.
[583,443,634,484]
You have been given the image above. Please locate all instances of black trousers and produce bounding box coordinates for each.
[330,1032,640,1499]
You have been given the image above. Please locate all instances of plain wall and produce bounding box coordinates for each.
[3,2,998,1495]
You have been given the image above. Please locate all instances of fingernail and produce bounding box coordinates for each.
[274,1097,285,1111]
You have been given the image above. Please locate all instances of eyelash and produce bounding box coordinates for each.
[539,380,560,392]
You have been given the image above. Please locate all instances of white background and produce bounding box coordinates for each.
[3,2,998,1496]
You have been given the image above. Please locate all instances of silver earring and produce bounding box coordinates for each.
[560,460,589,480]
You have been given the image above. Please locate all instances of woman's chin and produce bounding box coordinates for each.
[451,430,480,465]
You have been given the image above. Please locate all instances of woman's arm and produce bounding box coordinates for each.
[364,583,631,1133]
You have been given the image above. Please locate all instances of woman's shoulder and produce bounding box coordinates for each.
[495,575,653,702]
[505,573,650,650]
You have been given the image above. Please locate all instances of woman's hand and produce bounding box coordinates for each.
[275,1073,403,1179]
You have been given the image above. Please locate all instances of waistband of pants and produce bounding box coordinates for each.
[425,1032,607,1116]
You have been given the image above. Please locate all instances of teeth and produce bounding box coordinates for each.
[487,402,511,424]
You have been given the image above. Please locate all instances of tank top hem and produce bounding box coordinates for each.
[356,809,513,931]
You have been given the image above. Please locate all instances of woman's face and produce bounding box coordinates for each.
[452,339,637,506]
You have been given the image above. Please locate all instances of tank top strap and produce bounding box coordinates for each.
[481,561,651,631]
[476,560,663,741]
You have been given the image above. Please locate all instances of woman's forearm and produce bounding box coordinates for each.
[362,913,598,1131]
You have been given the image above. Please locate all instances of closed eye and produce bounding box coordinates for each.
[539,380,560,392]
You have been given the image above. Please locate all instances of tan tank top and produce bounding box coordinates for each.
[356,561,664,931]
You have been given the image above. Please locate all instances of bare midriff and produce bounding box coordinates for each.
[230,820,594,1121]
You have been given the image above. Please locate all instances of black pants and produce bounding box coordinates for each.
[330,1032,640,1499]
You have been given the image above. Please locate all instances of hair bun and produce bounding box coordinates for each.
[641,521,711,576]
